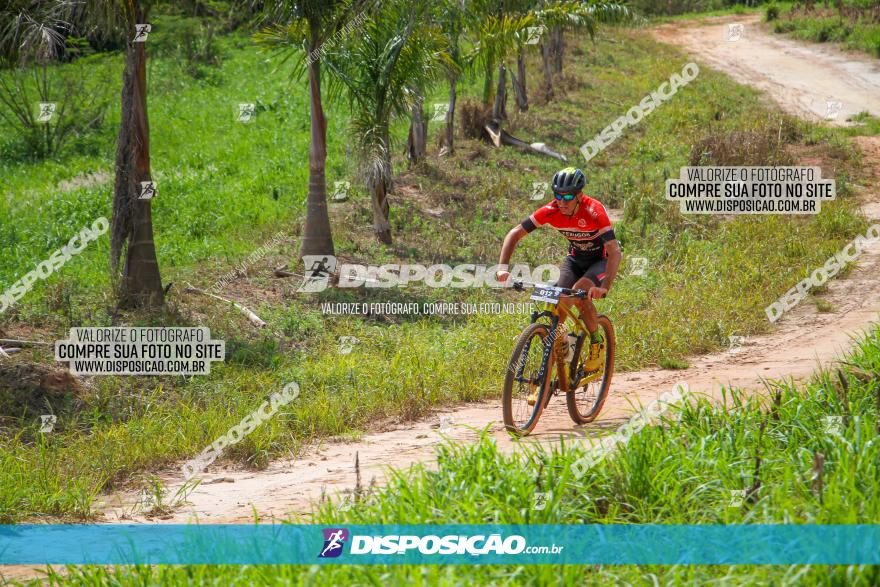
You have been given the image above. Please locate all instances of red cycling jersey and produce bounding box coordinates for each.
[521,194,616,260]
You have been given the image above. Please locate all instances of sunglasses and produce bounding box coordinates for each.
[553,192,577,202]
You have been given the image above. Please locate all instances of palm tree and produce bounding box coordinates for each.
[405,92,427,165]
[101,1,166,308]
[436,0,468,155]
[534,0,632,99]
[0,1,68,66]
[325,0,449,244]
[256,0,371,260]
[2,1,165,308]
[406,0,468,164]
[470,9,533,110]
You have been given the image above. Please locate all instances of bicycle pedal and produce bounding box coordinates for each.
[577,368,603,387]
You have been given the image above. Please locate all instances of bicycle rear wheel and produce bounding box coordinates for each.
[567,315,615,424]
[502,322,555,436]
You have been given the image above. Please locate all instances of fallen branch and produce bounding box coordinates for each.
[484,120,567,161]
[184,283,267,328]
[273,264,297,278]
[0,339,51,348]
[0,347,22,357]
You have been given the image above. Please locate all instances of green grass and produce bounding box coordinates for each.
[772,5,880,57]
[647,2,765,22]
[31,323,880,585]
[0,19,873,521]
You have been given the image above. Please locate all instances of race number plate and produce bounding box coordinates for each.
[531,285,563,304]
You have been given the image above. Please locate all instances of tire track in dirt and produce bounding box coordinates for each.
[650,14,880,124]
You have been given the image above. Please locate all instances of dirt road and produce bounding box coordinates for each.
[98,21,880,525]
[651,14,880,124]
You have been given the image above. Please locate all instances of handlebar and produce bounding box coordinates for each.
[511,279,589,298]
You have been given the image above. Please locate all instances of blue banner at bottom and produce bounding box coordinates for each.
[1,524,878,565]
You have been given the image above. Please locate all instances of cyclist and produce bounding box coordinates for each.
[496,167,622,374]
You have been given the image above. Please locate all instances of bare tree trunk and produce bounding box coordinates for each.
[482,57,494,105]
[111,15,164,309]
[371,177,392,244]
[492,63,507,121]
[552,26,564,74]
[440,75,457,155]
[512,50,528,112]
[406,94,427,165]
[300,33,335,258]
[371,124,392,244]
[540,41,554,100]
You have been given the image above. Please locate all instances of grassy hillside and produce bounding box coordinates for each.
[0,17,875,521]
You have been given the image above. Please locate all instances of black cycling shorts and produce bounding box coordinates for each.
[556,256,607,289]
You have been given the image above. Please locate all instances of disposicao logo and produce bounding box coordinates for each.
[317,530,563,559]
[318,528,349,558]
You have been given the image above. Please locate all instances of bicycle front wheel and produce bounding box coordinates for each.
[502,322,555,436]
[567,314,615,425]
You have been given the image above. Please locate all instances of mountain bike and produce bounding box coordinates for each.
[502,280,615,436]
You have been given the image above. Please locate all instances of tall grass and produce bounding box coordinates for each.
[36,326,880,585]
[772,7,880,57]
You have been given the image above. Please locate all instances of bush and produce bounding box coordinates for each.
[765,2,780,20]
[0,55,116,159]
[149,17,225,80]
[458,99,492,140]
[689,117,801,166]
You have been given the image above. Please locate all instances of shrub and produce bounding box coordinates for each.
[458,99,492,140]
[0,55,115,159]
[689,118,801,166]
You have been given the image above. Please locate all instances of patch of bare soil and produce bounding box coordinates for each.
[650,14,880,124]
